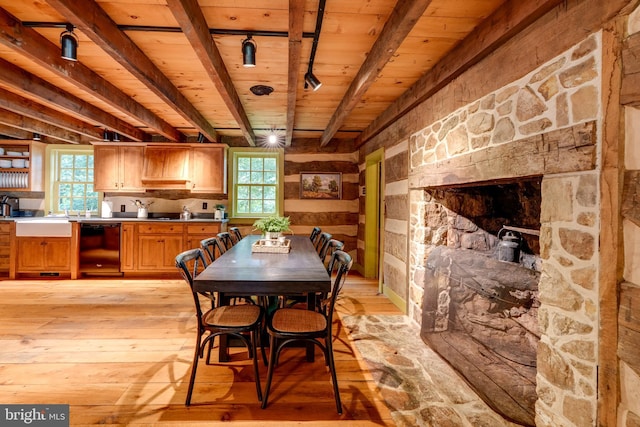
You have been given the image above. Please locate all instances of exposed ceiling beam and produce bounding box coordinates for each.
[0,108,81,144]
[0,58,147,141]
[0,124,32,140]
[0,87,103,140]
[46,0,218,142]
[0,6,182,142]
[356,0,566,147]
[319,0,433,147]
[285,0,305,147]
[166,0,257,147]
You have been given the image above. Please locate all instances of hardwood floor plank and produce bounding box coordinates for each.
[0,273,400,426]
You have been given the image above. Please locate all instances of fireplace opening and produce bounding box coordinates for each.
[419,178,541,426]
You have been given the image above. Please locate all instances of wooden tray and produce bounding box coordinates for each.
[251,238,291,253]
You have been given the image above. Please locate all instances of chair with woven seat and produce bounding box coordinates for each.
[229,227,243,244]
[200,236,225,263]
[175,248,264,406]
[261,250,353,414]
[217,232,234,251]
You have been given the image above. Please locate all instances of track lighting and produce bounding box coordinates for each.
[60,24,78,61]
[32,133,41,141]
[112,132,120,142]
[197,132,205,143]
[242,35,256,68]
[304,72,322,91]
[103,129,110,141]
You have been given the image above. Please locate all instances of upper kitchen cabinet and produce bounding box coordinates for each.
[0,140,45,191]
[189,145,227,193]
[93,144,144,192]
[141,146,190,189]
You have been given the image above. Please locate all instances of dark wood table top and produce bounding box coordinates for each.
[193,234,331,296]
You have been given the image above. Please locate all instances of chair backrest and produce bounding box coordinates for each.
[309,227,322,244]
[217,232,234,251]
[200,236,225,263]
[229,227,243,244]
[324,250,353,322]
[175,248,210,318]
[315,232,332,253]
[320,239,345,268]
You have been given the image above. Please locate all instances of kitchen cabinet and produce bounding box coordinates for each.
[0,221,10,275]
[189,145,227,193]
[15,237,71,273]
[135,223,184,272]
[141,146,190,189]
[120,223,135,272]
[185,223,227,255]
[0,140,45,191]
[93,144,145,191]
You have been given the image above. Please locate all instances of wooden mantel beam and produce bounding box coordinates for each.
[356,0,566,147]
[0,6,182,142]
[285,0,305,147]
[46,0,218,143]
[319,0,433,147]
[167,0,256,147]
[0,58,147,142]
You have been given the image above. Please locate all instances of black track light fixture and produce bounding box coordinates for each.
[304,72,322,91]
[60,24,78,61]
[242,35,256,68]
[32,133,41,141]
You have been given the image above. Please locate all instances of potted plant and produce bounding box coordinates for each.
[253,215,291,240]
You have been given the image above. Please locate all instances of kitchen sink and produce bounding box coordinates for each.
[15,218,72,237]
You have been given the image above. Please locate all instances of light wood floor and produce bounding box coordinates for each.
[0,273,402,426]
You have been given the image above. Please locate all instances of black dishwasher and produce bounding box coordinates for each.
[79,223,122,275]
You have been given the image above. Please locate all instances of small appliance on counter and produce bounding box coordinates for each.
[101,200,113,218]
[0,195,19,217]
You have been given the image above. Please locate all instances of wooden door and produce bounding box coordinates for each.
[119,146,145,191]
[120,223,135,271]
[93,145,120,191]
[190,146,226,193]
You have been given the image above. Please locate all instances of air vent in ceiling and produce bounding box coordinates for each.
[250,85,274,96]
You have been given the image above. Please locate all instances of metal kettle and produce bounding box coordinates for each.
[0,195,11,217]
[497,228,521,263]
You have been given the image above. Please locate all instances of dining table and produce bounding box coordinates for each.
[193,234,331,362]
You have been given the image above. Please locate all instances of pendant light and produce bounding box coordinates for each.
[60,24,78,61]
[242,35,256,68]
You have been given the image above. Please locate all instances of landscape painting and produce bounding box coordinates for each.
[300,172,342,200]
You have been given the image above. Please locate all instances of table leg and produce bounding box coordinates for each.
[218,293,230,362]
[306,292,315,362]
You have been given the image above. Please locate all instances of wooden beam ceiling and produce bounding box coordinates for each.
[166,0,256,146]
[0,124,33,140]
[46,0,218,142]
[356,0,567,146]
[319,0,433,147]
[0,6,182,142]
[0,108,81,144]
[0,58,147,141]
[285,0,305,147]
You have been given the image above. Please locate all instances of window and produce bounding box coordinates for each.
[45,145,98,215]
[229,148,284,220]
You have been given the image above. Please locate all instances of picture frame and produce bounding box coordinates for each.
[300,172,342,200]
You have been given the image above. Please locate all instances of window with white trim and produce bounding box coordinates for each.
[46,145,98,215]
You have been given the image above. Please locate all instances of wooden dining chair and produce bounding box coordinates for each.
[315,232,332,255]
[217,232,234,251]
[319,238,344,265]
[261,250,353,414]
[175,248,264,406]
[200,236,225,263]
[309,226,321,245]
[229,227,243,244]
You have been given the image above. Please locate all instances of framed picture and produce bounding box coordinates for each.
[300,172,342,200]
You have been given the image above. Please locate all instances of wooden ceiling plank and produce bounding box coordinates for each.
[0,58,148,141]
[0,6,182,142]
[286,0,305,147]
[356,0,566,146]
[319,0,433,147]
[167,0,256,146]
[0,87,103,140]
[0,107,81,144]
[46,0,218,142]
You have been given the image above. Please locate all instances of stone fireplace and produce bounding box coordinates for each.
[406,34,602,426]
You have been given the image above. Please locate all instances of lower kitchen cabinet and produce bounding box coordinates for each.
[120,223,135,272]
[16,237,71,273]
[185,223,227,253]
[134,223,185,272]
[0,222,10,275]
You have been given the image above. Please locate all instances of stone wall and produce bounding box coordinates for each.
[407,34,603,426]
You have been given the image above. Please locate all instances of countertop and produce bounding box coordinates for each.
[3,216,229,223]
